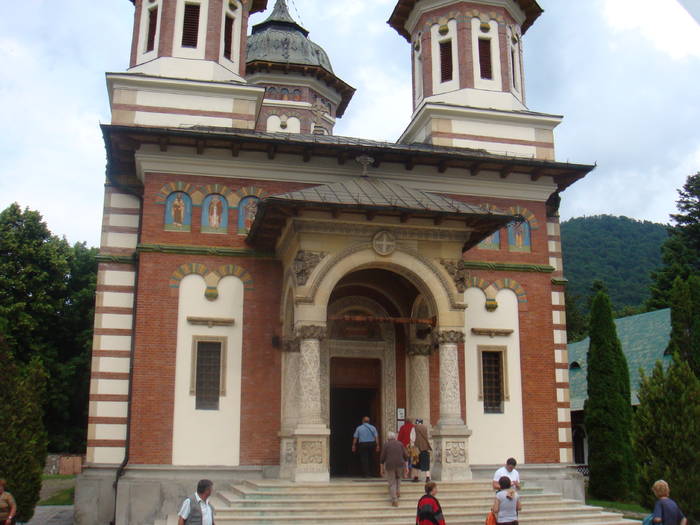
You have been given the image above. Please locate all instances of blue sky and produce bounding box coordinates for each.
[0,0,699,246]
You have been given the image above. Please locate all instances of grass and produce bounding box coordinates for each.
[42,474,76,481]
[586,497,648,515]
[38,487,75,506]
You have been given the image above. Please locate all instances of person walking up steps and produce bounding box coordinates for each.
[412,418,431,483]
[380,431,409,507]
[352,416,379,477]
[492,476,521,525]
[416,481,445,525]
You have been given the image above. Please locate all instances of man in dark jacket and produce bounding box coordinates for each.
[380,431,409,507]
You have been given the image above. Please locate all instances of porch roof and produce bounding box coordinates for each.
[246,177,516,252]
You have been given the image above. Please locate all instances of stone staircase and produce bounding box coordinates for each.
[154,479,640,524]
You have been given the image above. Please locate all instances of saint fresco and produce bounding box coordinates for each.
[508,220,531,252]
[478,230,501,250]
[201,194,228,233]
[238,196,259,234]
[164,192,192,232]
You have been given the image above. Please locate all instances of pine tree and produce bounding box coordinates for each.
[0,332,48,522]
[633,356,700,522]
[584,291,635,500]
[665,276,700,377]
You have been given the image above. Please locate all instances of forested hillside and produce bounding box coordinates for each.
[561,215,667,311]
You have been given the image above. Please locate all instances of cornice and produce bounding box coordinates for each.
[96,254,137,264]
[404,0,527,36]
[137,243,275,258]
[459,260,555,273]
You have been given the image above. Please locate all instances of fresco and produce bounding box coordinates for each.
[164,192,192,232]
[237,196,259,234]
[201,194,228,233]
[508,220,531,252]
[478,230,501,250]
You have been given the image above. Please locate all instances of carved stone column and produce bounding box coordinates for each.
[279,340,300,480]
[432,329,472,481]
[438,330,465,426]
[407,343,432,423]
[292,325,330,482]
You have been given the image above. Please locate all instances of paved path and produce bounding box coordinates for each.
[26,505,73,525]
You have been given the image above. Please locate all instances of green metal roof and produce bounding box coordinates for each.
[568,308,671,411]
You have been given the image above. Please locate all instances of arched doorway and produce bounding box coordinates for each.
[325,269,421,476]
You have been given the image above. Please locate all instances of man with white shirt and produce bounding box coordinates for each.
[178,479,215,525]
[492,458,520,491]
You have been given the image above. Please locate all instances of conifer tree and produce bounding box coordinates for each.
[0,329,48,523]
[666,276,700,377]
[584,291,635,500]
[633,356,700,522]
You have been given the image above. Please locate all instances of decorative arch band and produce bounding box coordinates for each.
[169,262,254,301]
[155,181,196,204]
[507,205,539,230]
[492,278,528,303]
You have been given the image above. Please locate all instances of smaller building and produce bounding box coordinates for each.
[568,308,672,465]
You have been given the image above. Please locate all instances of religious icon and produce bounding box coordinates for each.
[238,196,259,234]
[508,220,531,252]
[201,194,228,234]
[165,192,192,232]
[478,230,500,250]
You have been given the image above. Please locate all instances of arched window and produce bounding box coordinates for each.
[267,87,278,98]
[165,192,192,232]
[292,89,302,101]
[201,194,229,234]
[507,218,531,253]
[221,0,243,68]
[237,196,260,234]
[281,88,290,100]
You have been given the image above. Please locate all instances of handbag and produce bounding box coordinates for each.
[485,511,497,525]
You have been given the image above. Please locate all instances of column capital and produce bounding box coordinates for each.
[407,343,434,356]
[438,330,465,344]
[295,325,327,341]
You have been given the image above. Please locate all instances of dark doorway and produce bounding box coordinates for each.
[329,358,381,477]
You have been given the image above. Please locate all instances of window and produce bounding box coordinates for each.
[181,3,201,48]
[478,346,508,414]
[191,339,226,410]
[511,49,518,90]
[146,7,158,52]
[478,38,493,80]
[223,15,234,60]
[439,41,453,83]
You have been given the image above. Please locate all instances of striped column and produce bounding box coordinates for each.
[86,188,140,465]
[548,218,573,463]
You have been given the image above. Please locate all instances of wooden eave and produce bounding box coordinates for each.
[246,197,517,253]
[246,60,356,117]
[100,124,595,197]
[388,0,544,41]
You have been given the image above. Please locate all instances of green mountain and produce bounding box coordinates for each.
[561,215,668,311]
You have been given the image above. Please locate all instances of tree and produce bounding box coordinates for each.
[565,291,588,343]
[0,329,48,523]
[633,356,700,522]
[648,173,700,309]
[584,291,636,500]
[665,276,700,377]
[0,204,98,452]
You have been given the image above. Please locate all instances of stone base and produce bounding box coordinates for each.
[292,425,331,482]
[431,424,473,481]
[75,464,266,525]
[471,463,585,502]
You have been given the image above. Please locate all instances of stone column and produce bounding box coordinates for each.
[432,329,472,481]
[407,343,432,423]
[279,339,300,480]
[292,325,330,482]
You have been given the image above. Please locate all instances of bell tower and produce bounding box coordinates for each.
[389,0,560,160]
[108,0,269,129]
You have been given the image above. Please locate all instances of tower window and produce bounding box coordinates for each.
[193,340,223,410]
[439,41,453,83]
[223,15,234,60]
[479,38,493,80]
[511,49,519,90]
[481,350,504,413]
[181,3,201,48]
[146,7,158,53]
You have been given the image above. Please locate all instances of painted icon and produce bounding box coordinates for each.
[165,192,192,232]
[238,196,259,234]
[202,194,228,233]
[508,220,531,252]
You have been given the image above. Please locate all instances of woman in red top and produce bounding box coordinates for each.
[416,481,446,525]
[397,420,414,477]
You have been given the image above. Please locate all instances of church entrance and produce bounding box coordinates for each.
[329,357,381,477]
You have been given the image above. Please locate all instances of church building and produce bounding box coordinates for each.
[76,1,595,523]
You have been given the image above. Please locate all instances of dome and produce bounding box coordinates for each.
[247,0,334,72]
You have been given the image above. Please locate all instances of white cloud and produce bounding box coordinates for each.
[601,0,700,59]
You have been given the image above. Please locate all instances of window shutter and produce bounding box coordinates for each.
[439,41,453,83]
[181,3,201,48]
[146,7,158,52]
[223,15,234,60]
[479,38,493,80]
